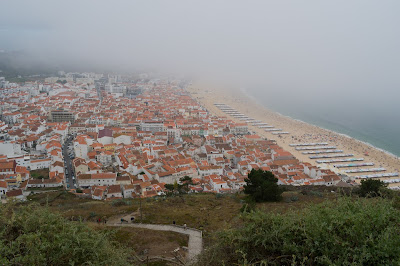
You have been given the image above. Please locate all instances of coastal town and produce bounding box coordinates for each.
[0,73,398,202]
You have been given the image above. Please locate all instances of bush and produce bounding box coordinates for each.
[359,179,387,197]
[290,196,299,202]
[240,201,256,213]
[244,169,283,202]
[111,199,130,207]
[0,202,130,265]
[309,190,323,197]
[198,197,400,265]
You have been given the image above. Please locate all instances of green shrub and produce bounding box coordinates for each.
[0,202,130,265]
[240,202,255,213]
[198,197,400,265]
[111,199,130,207]
[309,190,323,197]
[215,193,224,199]
[290,196,299,202]
[359,179,387,197]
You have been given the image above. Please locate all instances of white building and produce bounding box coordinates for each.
[77,173,117,188]
[0,141,22,156]
[140,121,164,133]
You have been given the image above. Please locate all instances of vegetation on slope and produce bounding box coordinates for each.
[0,202,130,265]
[197,197,400,265]
[24,184,400,265]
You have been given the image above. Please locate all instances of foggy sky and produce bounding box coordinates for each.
[1,0,400,100]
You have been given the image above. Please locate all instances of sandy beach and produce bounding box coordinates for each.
[187,83,400,185]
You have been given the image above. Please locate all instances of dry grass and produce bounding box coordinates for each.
[257,190,336,214]
[91,224,189,259]
[28,191,137,221]
[30,168,50,179]
[28,190,335,232]
[138,193,244,235]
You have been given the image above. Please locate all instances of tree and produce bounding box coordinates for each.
[56,79,67,84]
[180,175,193,184]
[359,179,387,197]
[244,169,283,202]
[179,176,193,193]
[165,184,175,193]
[165,177,194,196]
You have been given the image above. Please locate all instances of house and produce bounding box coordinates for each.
[116,175,131,185]
[73,158,89,175]
[91,186,107,200]
[0,161,16,174]
[6,189,25,201]
[96,151,113,166]
[50,161,64,173]
[309,178,325,186]
[107,185,122,199]
[30,158,52,170]
[77,172,117,188]
[0,180,8,196]
[139,181,154,197]
[98,128,113,145]
[74,135,91,159]
[114,134,132,145]
[27,178,63,188]
[208,175,230,193]
[122,184,135,198]
[198,165,223,177]
[322,175,341,186]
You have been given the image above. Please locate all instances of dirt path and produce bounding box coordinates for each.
[108,222,203,263]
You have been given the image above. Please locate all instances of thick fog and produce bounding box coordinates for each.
[2,0,400,100]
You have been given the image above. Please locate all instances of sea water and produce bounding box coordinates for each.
[244,87,400,158]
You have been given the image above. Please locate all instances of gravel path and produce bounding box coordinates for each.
[109,222,203,263]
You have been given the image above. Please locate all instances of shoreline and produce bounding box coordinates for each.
[239,87,400,159]
[243,89,400,160]
[187,82,400,184]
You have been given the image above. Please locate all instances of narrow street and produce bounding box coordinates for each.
[63,134,75,189]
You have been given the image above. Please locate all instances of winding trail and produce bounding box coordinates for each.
[108,222,203,263]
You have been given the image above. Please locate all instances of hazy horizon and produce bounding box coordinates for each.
[2,0,400,154]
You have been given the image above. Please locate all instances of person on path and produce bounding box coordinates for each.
[184,223,187,230]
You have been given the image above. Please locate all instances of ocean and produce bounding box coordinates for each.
[244,88,400,158]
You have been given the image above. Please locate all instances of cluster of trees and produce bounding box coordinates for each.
[0,202,130,265]
[164,176,193,195]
